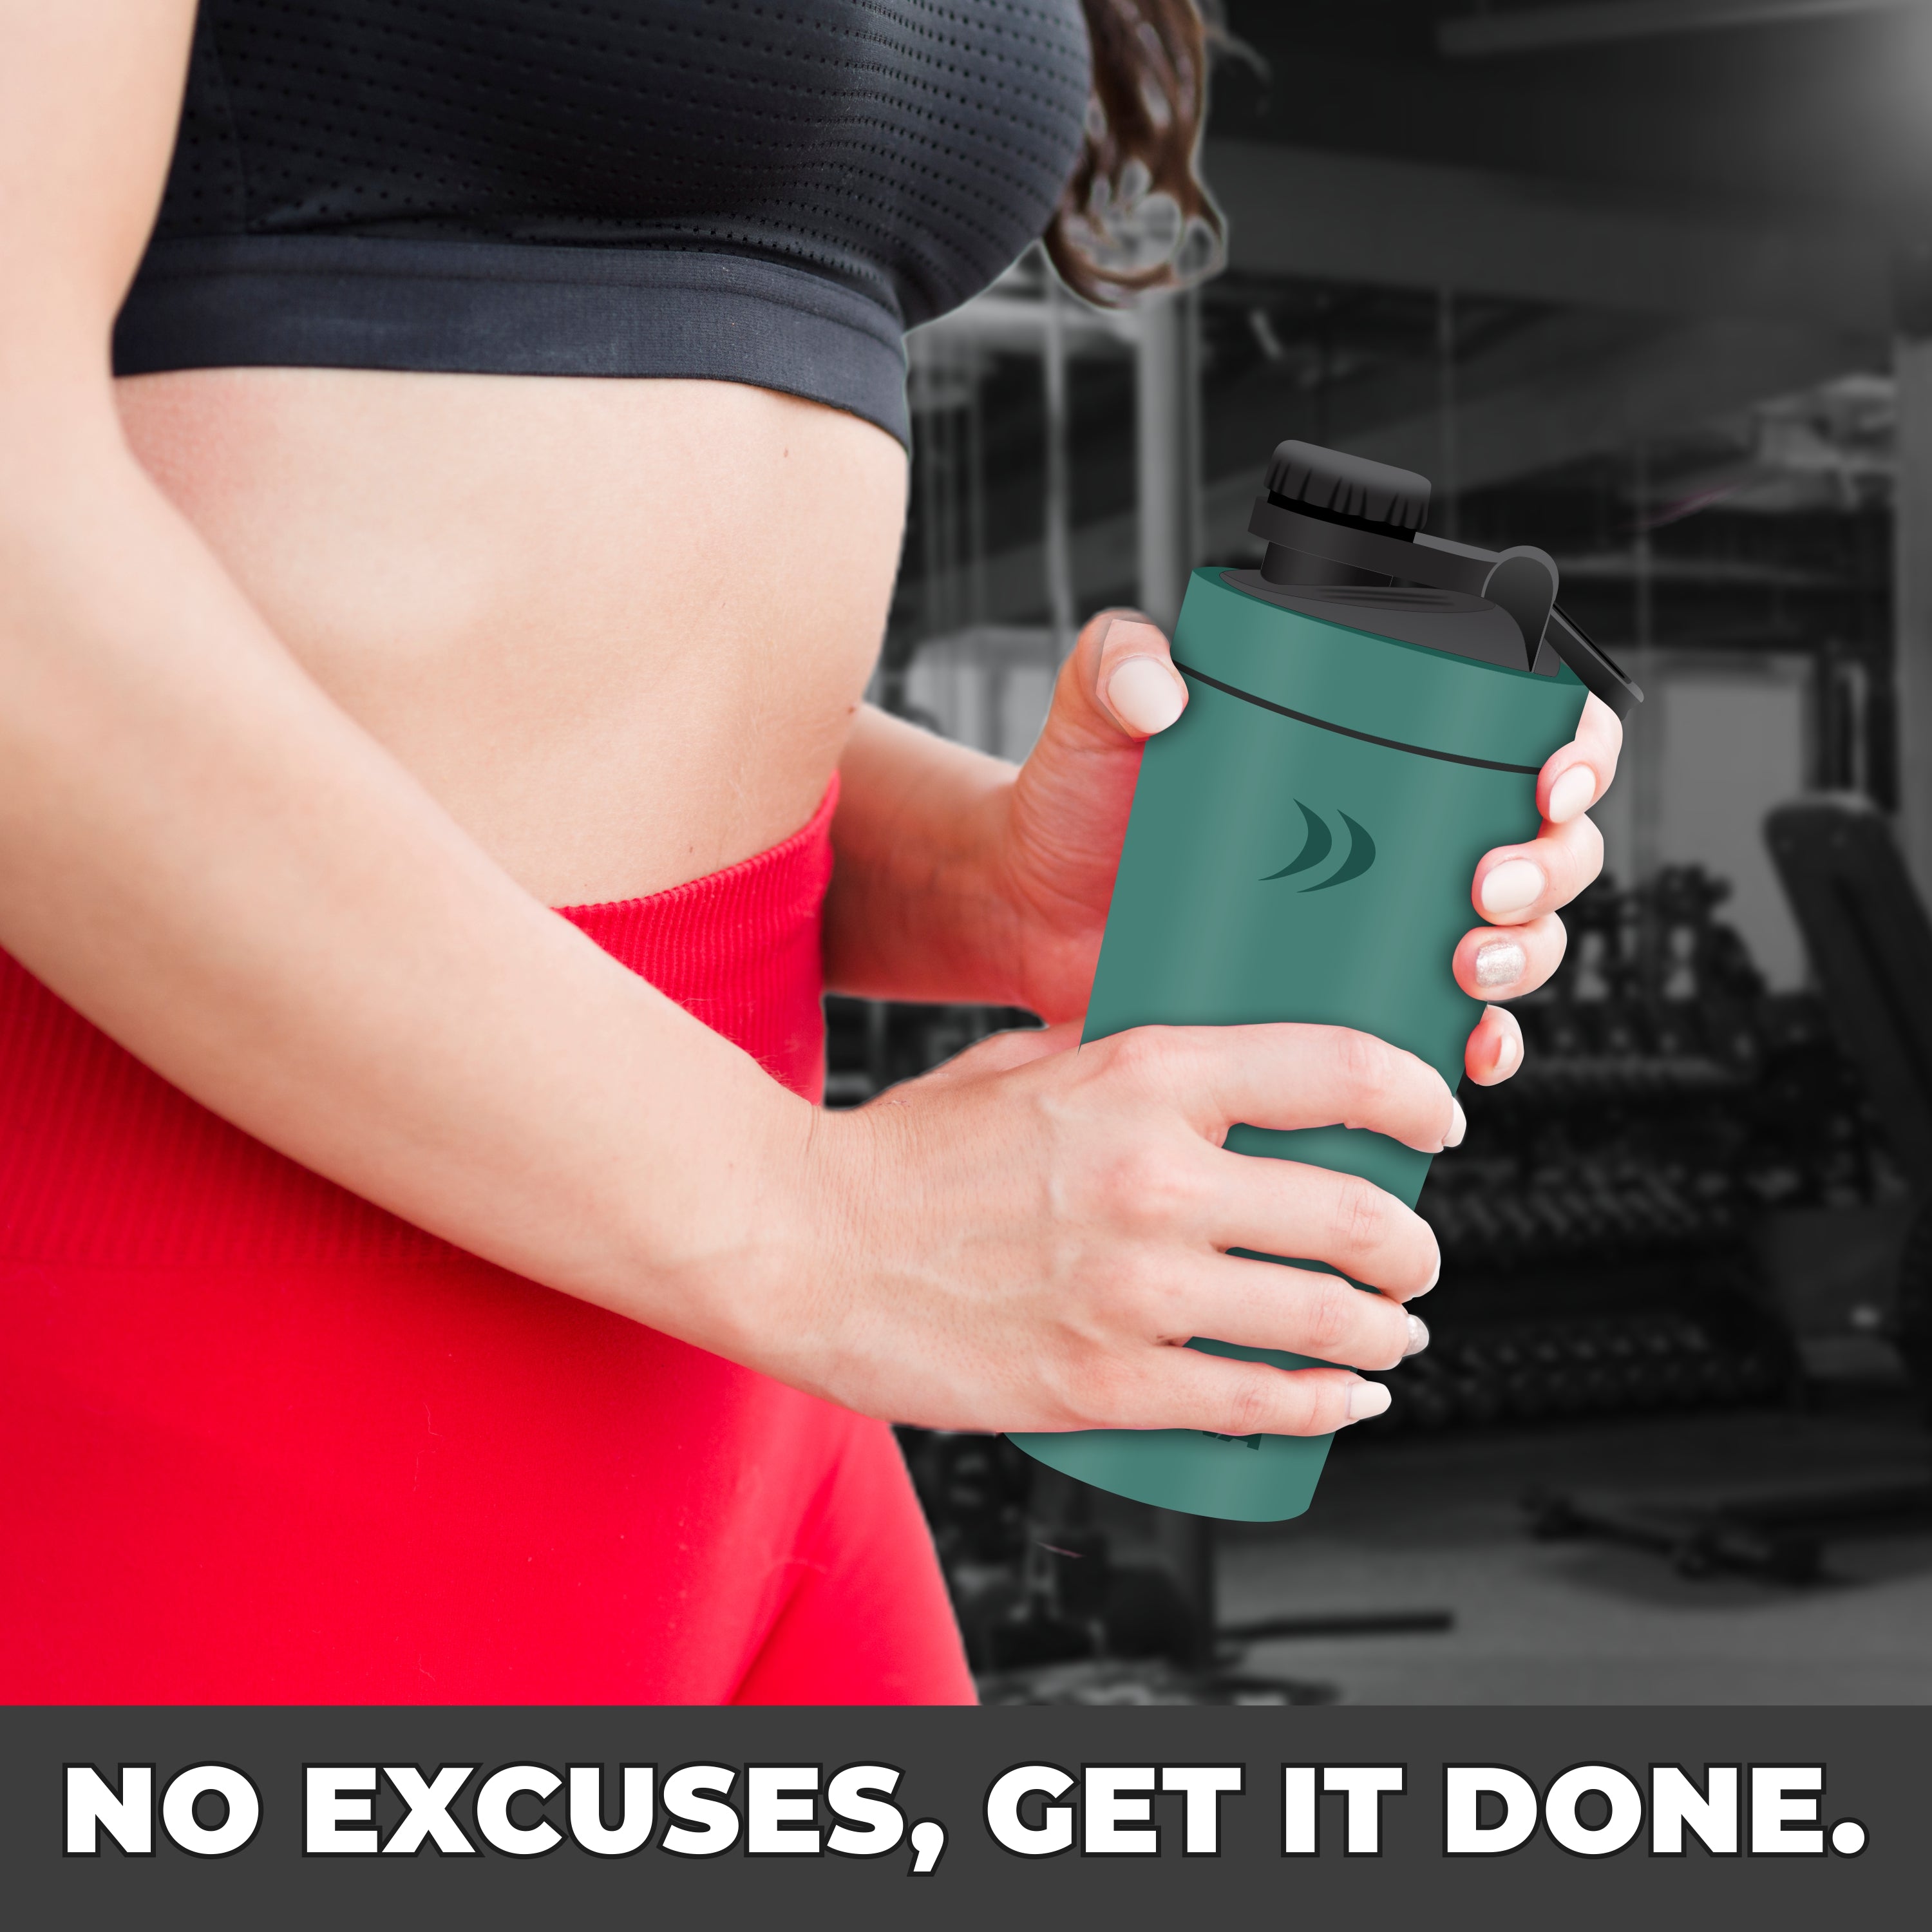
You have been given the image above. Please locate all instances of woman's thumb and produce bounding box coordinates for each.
[1075,609,1188,741]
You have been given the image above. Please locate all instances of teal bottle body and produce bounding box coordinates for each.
[1010,567,1589,1520]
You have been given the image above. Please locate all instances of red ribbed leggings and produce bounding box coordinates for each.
[0,781,975,1703]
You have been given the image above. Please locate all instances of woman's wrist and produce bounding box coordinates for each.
[658,1078,886,1409]
[824,707,1037,1007]
[596,1059,824,1363]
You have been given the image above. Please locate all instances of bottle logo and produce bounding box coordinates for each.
[1264,802,1378,892]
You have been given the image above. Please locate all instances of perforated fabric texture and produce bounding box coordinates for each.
[114,0,1093,444]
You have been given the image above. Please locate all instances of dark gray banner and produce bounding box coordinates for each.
[6,1707,1918,1927]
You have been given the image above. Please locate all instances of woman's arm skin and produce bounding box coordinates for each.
[826,611,1624,1077]
[0,1,819,1314]
[822,705,1028,1005]
[0,0,1439,1440]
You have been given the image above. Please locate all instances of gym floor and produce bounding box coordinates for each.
[1215,1392,1932,1705]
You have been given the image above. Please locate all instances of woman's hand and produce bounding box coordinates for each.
[781,1019,1455,1435]
[995,611,1625,1080]
[1451,694,1624,1085]
[992,607,1191,1022]
[823,607,1182,1014]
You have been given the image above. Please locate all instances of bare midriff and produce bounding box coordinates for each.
[114,367,909,907]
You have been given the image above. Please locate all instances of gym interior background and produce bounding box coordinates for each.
[843,0,1932,1705]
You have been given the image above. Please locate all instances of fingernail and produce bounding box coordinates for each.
[1474,940,1527,990]
[1404,1312,1430,1357]
[1444,1098,1467,1148]
[1479,858,1545,918]
[1493,1027,1522,1077]
[1106,656,1186,736]
[1346,1381,1393,1421]
[1547,764,1597,823]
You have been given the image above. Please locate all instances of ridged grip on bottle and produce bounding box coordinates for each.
[1265,439,1431,533]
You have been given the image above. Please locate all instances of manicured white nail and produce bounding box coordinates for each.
[1475,940,1526,989]
[1106,656,1186,736]
[1479,858,1545,918]
[1493,1027,1522,1077]
[1547,764,1597,824]
[1346,1381,1393,1421]
[1444,1098,1467,1148]
[1403,1312,1430,1357]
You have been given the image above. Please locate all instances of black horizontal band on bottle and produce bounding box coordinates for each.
[1171,659,1544,776]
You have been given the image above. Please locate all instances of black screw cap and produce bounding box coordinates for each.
[1265,440,1431,534]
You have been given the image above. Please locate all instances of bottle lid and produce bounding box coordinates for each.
[1265,440,1431,534]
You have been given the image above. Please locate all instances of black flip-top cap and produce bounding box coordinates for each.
[1265,440,1431,533]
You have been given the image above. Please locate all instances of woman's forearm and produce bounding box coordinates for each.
[825,621,1164,1021]
[0,398,816,1354]
[822,703,1030,1005]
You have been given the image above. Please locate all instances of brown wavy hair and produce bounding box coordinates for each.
[1047,0,1226,306]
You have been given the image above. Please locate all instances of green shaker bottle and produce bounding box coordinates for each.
[1010,441,1641,1522]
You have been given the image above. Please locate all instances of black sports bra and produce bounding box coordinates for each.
[113,1,1093,446]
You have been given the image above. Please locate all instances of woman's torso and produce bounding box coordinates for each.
[112,0,1091,903]
[118,367,904,905]
[6,0,1095,1703]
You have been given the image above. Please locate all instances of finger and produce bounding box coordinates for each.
[1464,1004,1524,1086]
[1198,1161,1441,1305]
[1099,1022,1463,1155]
[1186,1249,1434,1368]
[1537,695,1624,824]
[1089,609,1188,739]
[1452,914,1567,1001]
[1090,1348,1393,1437]
[1028,609,1188,768]
[1471,810,1604,925]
